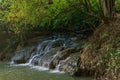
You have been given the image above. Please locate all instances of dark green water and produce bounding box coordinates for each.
[0,64,91,80]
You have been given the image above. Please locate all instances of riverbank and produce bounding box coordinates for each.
[0,21,120,80]
[79,21,120,80]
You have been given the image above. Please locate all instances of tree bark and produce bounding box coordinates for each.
[103,0,115,19]
[48,0,53,4]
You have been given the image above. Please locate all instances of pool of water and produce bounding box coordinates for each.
[0,64,91,80]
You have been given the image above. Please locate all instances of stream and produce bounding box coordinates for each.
[0,34,91,80]
[0,64,91,80]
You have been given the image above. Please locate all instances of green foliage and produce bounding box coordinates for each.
[116,0,120,12]
[100,50,120,77]
[6,0,101,31]
[0,0,120,31]
[0,0,120,44]
[0,0,11,31]
[115,50,120,66]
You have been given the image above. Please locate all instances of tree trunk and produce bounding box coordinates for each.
[48,0,53,4]
[103,0,115,20]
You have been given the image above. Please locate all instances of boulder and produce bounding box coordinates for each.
[61,52,80,76]
[49,48,81,72]
[30,47,64,67]
[11,46,36,64]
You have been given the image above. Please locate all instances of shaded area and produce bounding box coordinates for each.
[0,32,8,52]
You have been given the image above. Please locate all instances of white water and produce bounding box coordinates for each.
[10,36,78,73]
[31,66,49,71]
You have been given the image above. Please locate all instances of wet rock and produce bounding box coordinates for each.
[31,57,39,65]
[10,35,82,76]
[49,61,56,69]
[61,52,80,76]
[49,48,81,71]
[70,37,77,41]
[31,47,63,67]
[52,39,64,48]
[61,51,91,76]
[11,46,36,64]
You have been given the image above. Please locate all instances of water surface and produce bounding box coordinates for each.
[0,64,91,80]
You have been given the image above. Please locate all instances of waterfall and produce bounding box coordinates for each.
[10,35,78,73]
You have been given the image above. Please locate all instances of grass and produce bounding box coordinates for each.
[79,21,120,80]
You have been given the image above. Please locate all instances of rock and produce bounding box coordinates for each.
[60,52,81,76]
[30,57,39,65]
[31,47,63,67]
[71,37,77,41]
[49,48,81,71]
[52,39,64,48]
[49,61,56,69]
[11,46,36,64]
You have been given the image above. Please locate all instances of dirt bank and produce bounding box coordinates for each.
[79,21,120,80]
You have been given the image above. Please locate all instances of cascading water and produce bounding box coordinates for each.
[10,35,78,73]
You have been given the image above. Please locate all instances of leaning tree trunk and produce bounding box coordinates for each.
[48,0,53,4]
[103,0,115,20]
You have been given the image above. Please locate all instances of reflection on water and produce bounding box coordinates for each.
[0,64,91,80]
